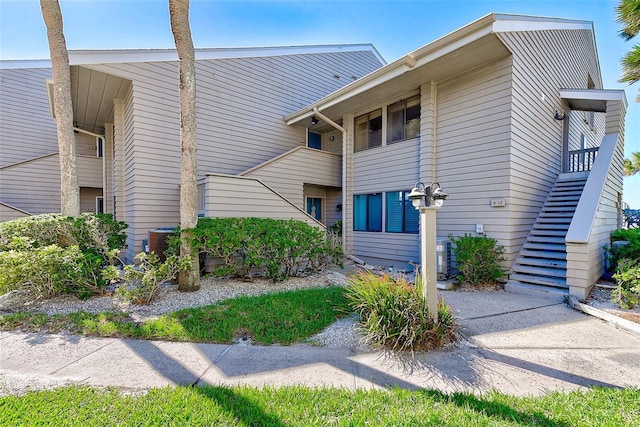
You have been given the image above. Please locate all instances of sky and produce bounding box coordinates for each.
[0,0,638,207]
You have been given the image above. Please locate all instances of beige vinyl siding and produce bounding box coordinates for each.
[0,68,57,167]
[75,132,98,157]
[80,187,103,213]
[89,50,379,259]
[353,138,420,193]
[201,174,323,227]
[497,29,604,266]
[352,138,420,266]
[77,155,103,188]
[325,188,342,228]
[0,203,31,222]
[0,154,61,214]
[242,147,341,206]
[434,57,515,262]
[567,110,605,152]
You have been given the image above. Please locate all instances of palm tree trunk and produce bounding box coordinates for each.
[169,0,200,291]
[40,0,80,217]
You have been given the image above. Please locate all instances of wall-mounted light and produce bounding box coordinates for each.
[336,203,342,212]
[554,110,567,121]
[310,116,319,126]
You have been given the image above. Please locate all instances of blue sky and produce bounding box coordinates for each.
[1,0,638,207]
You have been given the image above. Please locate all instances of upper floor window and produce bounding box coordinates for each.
[355,109,382,152]
[387,95,420,144]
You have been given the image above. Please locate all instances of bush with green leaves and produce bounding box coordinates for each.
[611,258,640,309]
[186,217,343,281]
[0,243,104,299]
[0,213,127,262]
[0,213,128,299]
[345,271,455,354]
[106,252,191,305]
[610,228,640,269]
[449,234,506,285]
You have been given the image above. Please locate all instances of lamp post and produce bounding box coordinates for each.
[408,182,448,322]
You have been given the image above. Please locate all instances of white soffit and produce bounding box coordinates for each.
[560,89,627,112]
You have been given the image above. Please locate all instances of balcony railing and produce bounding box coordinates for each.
[568,147,599,173]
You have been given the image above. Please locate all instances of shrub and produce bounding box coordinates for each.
[0,213,127,263]
[610,228,640,269]
[0,244,103,299]
[611,258,640,309]
[107,252,191,304]
[186,217,343,281]
[0,213,128,299]
[345,271,455,354]
[449,234,506,285]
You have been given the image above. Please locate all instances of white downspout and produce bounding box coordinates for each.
[312,107,348,251]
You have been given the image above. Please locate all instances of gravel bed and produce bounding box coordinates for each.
[0,271,348,320]
[0,270,367,347]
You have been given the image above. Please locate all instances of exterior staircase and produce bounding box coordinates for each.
[506,175,588,299]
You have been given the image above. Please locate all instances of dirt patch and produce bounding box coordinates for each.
[585,283,640,324]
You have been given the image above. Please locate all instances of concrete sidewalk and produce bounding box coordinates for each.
[1,290,639,396]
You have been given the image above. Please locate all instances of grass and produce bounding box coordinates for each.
[0,286,348,345]
[0,385,638,426]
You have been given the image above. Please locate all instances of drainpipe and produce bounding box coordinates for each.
[312,107,348,251]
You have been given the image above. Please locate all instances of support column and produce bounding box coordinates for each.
[342,114,355,254]
[419,81,437,183]
[113,99,126,223]
[104,123,114,214]
[420,207,438,321]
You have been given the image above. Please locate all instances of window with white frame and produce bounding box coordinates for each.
[354,109,382,152]
[387,95,420,144]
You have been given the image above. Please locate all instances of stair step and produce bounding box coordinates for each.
[537,217,572,223]
[520,249,566,260]
[529,229,567,237]
[544,197,580,206]
[549,191,582,200]
[552,187,585,194]
[523,242,565,251]
[505,282,569,301]
[512,265,566,277]
[551,184,585,190]
[533,224,570,232]
[516,257,567,268]
[539,210,575,218]
[541,206,577,212]
[556,178,587,185]
[527,236,565,244]
[510,273,568,288]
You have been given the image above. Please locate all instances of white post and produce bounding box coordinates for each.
[420,207,438,322]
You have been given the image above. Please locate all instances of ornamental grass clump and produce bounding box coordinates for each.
[346,271,455,354]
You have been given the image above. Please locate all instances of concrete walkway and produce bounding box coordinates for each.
[1,290,639,396]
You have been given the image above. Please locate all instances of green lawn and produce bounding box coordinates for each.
[1,385,638,426]
[0,286,349,345]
